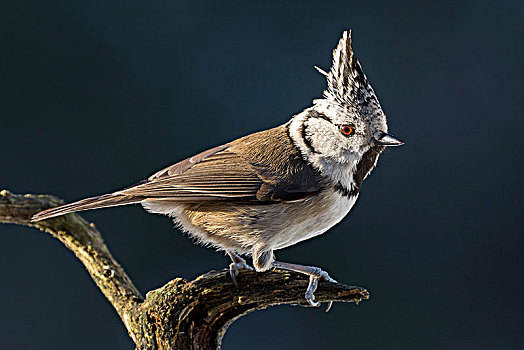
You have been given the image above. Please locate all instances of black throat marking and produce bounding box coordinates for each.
[334,145,385,198]
[334,181,357,198]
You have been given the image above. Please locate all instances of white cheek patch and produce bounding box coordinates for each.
[305,118,341,155]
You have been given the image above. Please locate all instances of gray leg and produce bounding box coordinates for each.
[226,250,253,287]
[272,261,337,309]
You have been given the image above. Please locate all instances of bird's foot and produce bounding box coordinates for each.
[304,267,337,311]
[226,251,253,287]
[272,261,337,311]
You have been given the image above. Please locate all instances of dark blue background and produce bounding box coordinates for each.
[1,1,523,349]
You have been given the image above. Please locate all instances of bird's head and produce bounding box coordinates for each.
[290,30,403,171]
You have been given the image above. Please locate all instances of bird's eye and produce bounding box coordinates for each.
[340,125,355,137]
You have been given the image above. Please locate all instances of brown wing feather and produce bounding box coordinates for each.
[119,125,326,202]
[230,125,326,201]
[118,148,262,200]
[148,144,229,179]
[32,126,326,221]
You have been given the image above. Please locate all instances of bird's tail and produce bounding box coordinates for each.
[31,193,142,222]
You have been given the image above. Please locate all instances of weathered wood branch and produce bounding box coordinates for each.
[0,189,369,349]
[0,189,144,341]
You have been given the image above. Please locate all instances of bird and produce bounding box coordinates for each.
[32,30,403,307]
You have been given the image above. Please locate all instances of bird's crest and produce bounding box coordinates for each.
[319,30,382,118]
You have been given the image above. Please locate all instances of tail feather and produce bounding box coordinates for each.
[31,193,142,222]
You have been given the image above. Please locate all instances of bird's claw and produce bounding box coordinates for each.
[305,275,320,306]
[271,261,338,310]
[228,260,253,287]
[325,301,334,312]
[303,267,338,309]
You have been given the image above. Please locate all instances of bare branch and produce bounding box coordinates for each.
[0,189,144,341]
[136,269,368,349]
[0,189,369,349]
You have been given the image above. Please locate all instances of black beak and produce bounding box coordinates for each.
[375,132,404,146]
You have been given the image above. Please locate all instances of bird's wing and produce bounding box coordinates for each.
[118,126,325,202]
[118,147,262,201]
[31,126,325,221]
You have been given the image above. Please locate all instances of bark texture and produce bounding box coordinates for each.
[0,189,369,349]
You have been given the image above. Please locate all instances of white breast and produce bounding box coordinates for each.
[272,190,358,250]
